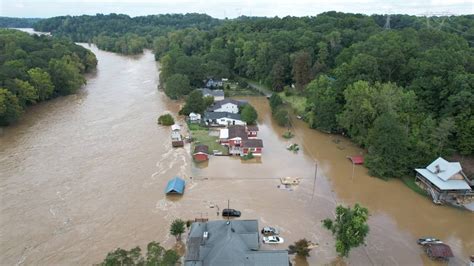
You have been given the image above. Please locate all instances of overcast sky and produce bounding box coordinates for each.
[1,0,473,18]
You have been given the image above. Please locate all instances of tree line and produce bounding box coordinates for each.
[0,29,97,125]
[28,12,473,178]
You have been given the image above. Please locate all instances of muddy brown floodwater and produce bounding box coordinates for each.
[0,44,472,266]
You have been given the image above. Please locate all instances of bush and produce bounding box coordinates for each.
[241,104,258,124]
[157,114,174,126]
[274,107,289,127]
[282,131,294,139]
[242,152,254,160]
[288,239,311,257]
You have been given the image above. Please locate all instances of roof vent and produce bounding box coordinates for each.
[203,231,209,240]
[435,164,441,174]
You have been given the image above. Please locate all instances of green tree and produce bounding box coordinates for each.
[269,94,283,112]
[170,219,186,241]
[288,239,311,257]
[157,114,175,126]
[48,57,85,95]
[0,88,23,126]
[241,104,258,124]
[164,74,190,99]
[102,247,143,266]
[365,112,409,179]
[27,68,54,101]
[274,107,290,127]
[322,204,369,257]
[180,90,205,115]
[100,241,179,266]
[13,79,38,106]
[145,241,179,266]
[292,50,312,90]
[203,96,214,109]
[307,76,341,132]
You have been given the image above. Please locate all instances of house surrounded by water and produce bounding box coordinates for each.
[415,157,474,210]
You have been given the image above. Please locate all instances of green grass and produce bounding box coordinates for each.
[187,122,207,131]
[278,92,307,115]
[402,176,429,197]
[192,130,229,155]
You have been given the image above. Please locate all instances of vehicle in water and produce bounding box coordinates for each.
[263,236,284,244]
[261,226,279,235]
[222,208,241,217]
[417,237,442,245]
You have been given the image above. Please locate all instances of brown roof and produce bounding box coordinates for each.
[228,125,248,140]
[426,243,454,258]
[242,139,263,148]
[194,144,209,154]
[247,125,259,132]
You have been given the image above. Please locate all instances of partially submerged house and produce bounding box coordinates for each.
[207,99,247,114]
[241,139,263,156]
[165,177,185,195]
[171,124,184,147]
[185,220,289,266]
[246,125,259,138]
[415,157,473,210]
[205,78,223,88]
[193,145,209,162]
[424,243,454,260]
[198,88,225,102]
[203,112,246,127]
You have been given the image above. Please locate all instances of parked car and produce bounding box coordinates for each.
[263,236,284,244]
[222,208,241,217]
[261,226,279,235]
[417,237,442,245]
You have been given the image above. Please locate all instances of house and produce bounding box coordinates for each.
[246,125,259,138]
[165,177,185,195]
[424,243,454,260]
[207,99,247,114]
[205,78,223,88]
[185,220,289,266]
[171,124,184,147]
[189,112,201,123]
[226,125,248,155]
[348,155,364,165]
[197,88,225,101]
[219,128,229,144]
[193,145,209,162]
[204,112,246,127]
[241,139,263,156]
[415,157,473,210]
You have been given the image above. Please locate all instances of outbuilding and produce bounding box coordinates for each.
[165,177,185,195]
[193,145,209,162]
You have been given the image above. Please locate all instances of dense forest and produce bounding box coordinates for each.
[9,13,474,179]
[33,13,221,54]
[0,17,42,28]
[0,29,97,125]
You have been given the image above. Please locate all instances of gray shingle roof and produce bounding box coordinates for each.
[228,125,248,139]
[204,111,242,121]
[185,220,288,266]
[198,88,225,98]
[242,139,263,148]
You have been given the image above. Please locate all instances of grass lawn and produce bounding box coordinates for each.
[402,176,428,197]
[278,92,307,115]
[187,123,208,131]
[192,130,229,155]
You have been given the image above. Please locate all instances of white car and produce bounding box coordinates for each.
[263,236,284,244]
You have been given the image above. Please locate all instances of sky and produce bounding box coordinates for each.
[1,0,473,18]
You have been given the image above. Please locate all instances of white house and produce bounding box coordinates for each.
[197,88,225,102]
[188,112,201,122]
[207,99,246,114]
[203,112,246,126]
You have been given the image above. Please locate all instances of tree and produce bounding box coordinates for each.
[100,241,179,266]
[180,90,205,115]
[146,241,179,265]
[269,94,283,112]
[322,204,369,258]
[170,219,186,241]
[164,74,190,99]
[157,114,174,126]
[241,104,258,124]
[0,88,23,126]
[27,68,54,101]
[365,112,409,179]
[274,107,290,127]
[102,247,143,266]
[203,96,214,109]
[292,50,312,90]
[288,239,311,257]
[48,57,85,95]
[306,76,341,132]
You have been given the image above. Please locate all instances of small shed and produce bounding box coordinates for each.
[165,177,185,195]
[189,112,201,122]
[425,243,454,260]
[348,155,364,165]
[193,145,209,162]
[171,124,181,131]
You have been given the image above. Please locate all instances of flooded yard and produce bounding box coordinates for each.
[1,45,472,265]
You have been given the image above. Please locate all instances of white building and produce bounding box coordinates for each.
[188,112,201,122]
[203,112,246,126]
[207,99,247,114]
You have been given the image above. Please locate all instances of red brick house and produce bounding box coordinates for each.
[193,145,209,162]
[242,139,263,156]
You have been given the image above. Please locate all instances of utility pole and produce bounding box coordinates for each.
[311,162,318,201]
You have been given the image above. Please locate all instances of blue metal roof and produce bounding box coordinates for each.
[165,177,185,194]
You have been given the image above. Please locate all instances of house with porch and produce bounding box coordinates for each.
[219,125,263,156]
[207,99,247,114]
[415,157,474,210]
[246,125,259,138]
[185,219,289,266]
[203,112,246,127]
[242,139,263,156]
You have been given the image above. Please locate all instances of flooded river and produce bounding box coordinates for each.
[1,44,472,265]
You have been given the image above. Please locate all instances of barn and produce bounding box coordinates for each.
[193,145,209,162]
[165,177,185,195]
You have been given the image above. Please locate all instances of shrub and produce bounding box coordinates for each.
[288,239,311,257]
[157,114,174,126]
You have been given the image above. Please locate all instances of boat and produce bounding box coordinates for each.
[280,176,301,185]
